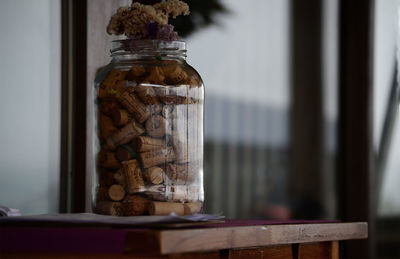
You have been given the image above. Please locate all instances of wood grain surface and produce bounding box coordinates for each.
[125,222,367,254]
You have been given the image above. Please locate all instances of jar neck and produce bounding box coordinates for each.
[110,39,187,62]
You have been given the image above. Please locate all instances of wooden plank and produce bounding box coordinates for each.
[228,245,293,259]
[228,248,263,259]
[331,241,339,259]
[125,222,367,255]
[298,241,339,259]
[263,245,293,259]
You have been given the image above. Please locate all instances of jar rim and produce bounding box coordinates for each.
[110,39,186,56]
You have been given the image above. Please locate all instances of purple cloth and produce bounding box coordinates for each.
[0,219,339,253]
[0,228,129,253]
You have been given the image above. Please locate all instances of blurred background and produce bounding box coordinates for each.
[0,0,399,258]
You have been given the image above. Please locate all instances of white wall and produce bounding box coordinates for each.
[0,0,61,215]
[374,0,400,216]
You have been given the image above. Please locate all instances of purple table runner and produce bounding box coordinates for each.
[1,219,339,253]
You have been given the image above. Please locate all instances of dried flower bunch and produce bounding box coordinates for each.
[107,0,189,40]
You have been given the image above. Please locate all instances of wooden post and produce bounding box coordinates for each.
[338,0,375,258]
[290,0,324,218]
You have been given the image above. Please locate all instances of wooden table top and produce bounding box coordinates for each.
[1,220,368,255]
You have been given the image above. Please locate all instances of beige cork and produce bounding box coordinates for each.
[129,66,146,79]
[144,66,165,84]
[119,88,150,123]
[165,163,196,184]
[163,64,188,85]
[143,166,165,185]
[123,160,145,193]
[184,202,202,215]
[139,146,175,168]
[111,109,131,127]
[149,201,184,216]
[135,84,160,105]
[95,201,124,216]
[132,135,165,152]
[122,195,150,216]
[108,184,126,201]
[145,115,167,138]
[106,119,145,150]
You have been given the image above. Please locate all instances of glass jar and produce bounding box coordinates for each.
[91,40,204,216]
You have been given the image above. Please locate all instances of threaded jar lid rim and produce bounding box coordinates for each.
[111,39,186,56]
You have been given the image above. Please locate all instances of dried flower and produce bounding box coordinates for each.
[157,24,178,41]
[107,0,189,39]
[146,22,159,39]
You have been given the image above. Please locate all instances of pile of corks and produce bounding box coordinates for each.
[95,61,203,216]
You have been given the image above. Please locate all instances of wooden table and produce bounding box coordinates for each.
[1,220,368,258]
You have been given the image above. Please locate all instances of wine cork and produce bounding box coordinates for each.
[139,147,176,168]
[144,66,165,84]
[102,69,126,89]
[168,185,199,202]
[135,85,160,104]
[98,151,121,170]
[99,69,127,99]
[184,202,202,215]
[165,163,196,184]
[173,140,201,164]
[162,105,175,120]
[114,80,128,96]
[122,195,150,216]
[171,104,202,163]
[170,104,187,132]
[156,86,191,105]
[119,88,150,123]
[108,184,126,201]
[111,109,130,126]
[99,114,117,139]
[143,166,164,184]
[186,76,201,88]
[99,99,119,116]
[106,120,145,150]
[132,136,165,152]
[129,65,146,79]
[149,201,184,216]
[116,144,138,161]
[143,185,199,202]
[96,186,109,201]
[149,104,163,115]
[98,170,115,187]
[145,115,167,138]
[95,201,124,216]
[98,87,109,99]
[113,170,126,186]
[163,64,188,85]
[123,160,145,193]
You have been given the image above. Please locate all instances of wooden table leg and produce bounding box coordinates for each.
[298,241,339,259]
[229,245,293,259]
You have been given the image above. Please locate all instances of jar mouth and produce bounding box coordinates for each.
[111,39,187,58]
